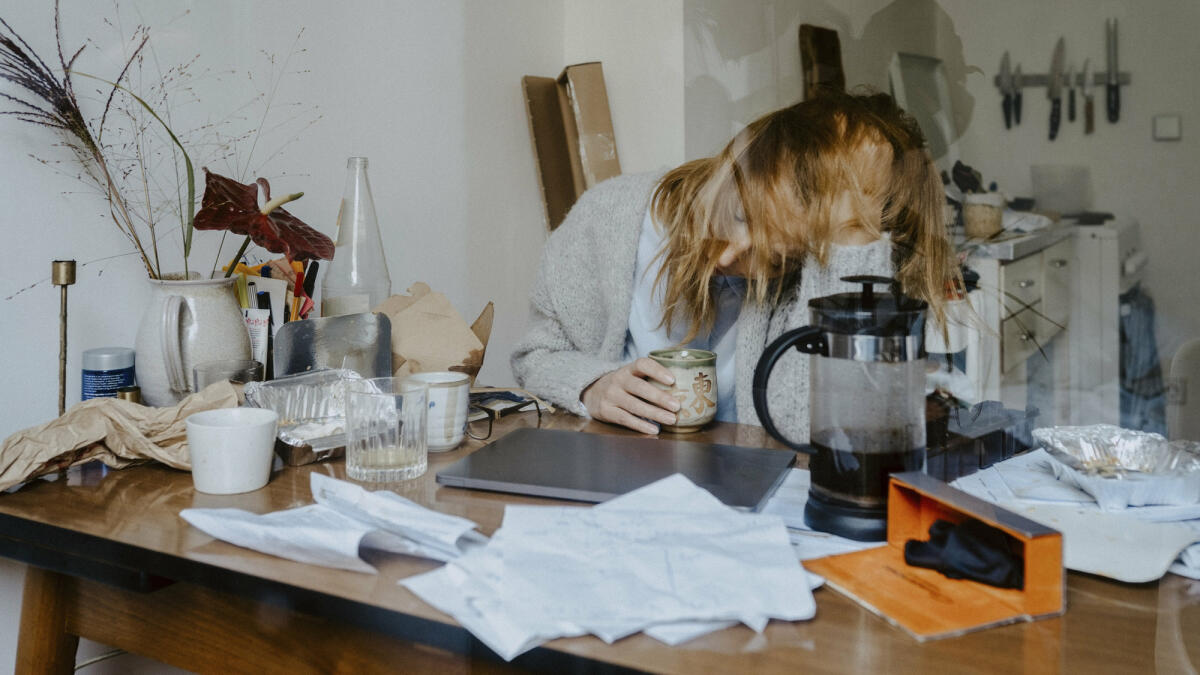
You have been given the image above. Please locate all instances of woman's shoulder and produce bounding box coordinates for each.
[546,171,663,254]
[582,171,663,205]
[557,173,661,232]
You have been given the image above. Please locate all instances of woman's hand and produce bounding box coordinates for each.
[581,358,681,434]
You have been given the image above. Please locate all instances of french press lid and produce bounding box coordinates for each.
[807,275,927,362]
[809,275,927,336]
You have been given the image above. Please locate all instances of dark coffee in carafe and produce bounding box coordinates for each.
[808,428,926,509]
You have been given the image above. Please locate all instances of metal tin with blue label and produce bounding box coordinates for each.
[82,347,136,400]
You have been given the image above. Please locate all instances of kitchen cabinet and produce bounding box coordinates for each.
[1041,238,1073,337]
[956,219,1142,427]
[960,227,1074,424]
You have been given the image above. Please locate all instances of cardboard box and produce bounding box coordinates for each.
[523,62,622,230]
[804,472,1064,641]
[374,283,494,385]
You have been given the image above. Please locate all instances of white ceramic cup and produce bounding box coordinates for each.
[186,407,279,494]
[407,371,470,452]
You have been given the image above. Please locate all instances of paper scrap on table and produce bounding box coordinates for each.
[401,474,817,661]
[181,473,485,573]
[951,449,1200,582]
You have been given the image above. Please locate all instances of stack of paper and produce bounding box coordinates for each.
[401,474,817,660]
[180,473,486,573]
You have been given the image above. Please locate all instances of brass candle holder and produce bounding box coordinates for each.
[52,260,76,416]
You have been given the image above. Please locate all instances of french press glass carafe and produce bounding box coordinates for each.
[753,276,928,541]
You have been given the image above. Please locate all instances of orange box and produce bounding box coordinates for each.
[804,471,1064,641]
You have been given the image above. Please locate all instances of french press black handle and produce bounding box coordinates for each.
[752,325,826,454]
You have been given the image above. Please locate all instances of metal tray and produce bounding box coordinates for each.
[274,312,392,379]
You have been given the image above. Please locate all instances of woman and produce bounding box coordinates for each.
[511,92,957,440]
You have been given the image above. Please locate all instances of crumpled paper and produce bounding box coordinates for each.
[0,382,239,491]
[401,474,817,660]
[180,473,486,573]
[374,282,493,383]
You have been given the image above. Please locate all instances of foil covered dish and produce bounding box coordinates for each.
[243,369,362,466]
[1032,425,1200,510]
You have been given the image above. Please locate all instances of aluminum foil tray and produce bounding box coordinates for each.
[244,369,362,465]
[1033,425,1200,510]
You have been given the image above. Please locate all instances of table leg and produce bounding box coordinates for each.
[16,567,79,675]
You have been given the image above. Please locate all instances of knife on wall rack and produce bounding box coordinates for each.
[998,53,1014,129]
[1106,17,1120,123]
[1012,65,1023,125]
[1081,59,1095,134]
[1065,63,1076,123]
[1047,37,1064,140]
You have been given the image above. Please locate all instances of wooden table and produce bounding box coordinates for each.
[1,411,1197,673]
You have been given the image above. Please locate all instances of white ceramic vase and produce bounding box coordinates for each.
[134,277,251,407]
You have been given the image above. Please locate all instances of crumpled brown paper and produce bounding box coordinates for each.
[374,282,494,383]
[0,382,239,492]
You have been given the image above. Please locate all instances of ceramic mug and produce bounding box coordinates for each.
[648,348,718,433]
[407,371,471,451]
[186,407,279,495]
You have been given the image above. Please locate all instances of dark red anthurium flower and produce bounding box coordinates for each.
[193,170,333,261]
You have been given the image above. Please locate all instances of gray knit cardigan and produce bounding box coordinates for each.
[511,172,893,443]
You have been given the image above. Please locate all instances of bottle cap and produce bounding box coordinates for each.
[116,386,142,404]
[82,347,135,371]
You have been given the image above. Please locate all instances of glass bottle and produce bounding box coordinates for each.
[321,157,392,316]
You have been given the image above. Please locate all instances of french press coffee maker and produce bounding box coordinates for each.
[753,276,928,541]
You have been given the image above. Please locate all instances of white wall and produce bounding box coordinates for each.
[565,0,686,173]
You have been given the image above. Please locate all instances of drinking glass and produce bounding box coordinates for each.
[344,377,428,482]
[192,359,264,391]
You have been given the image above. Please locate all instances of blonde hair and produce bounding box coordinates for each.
[651,91,958,343]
